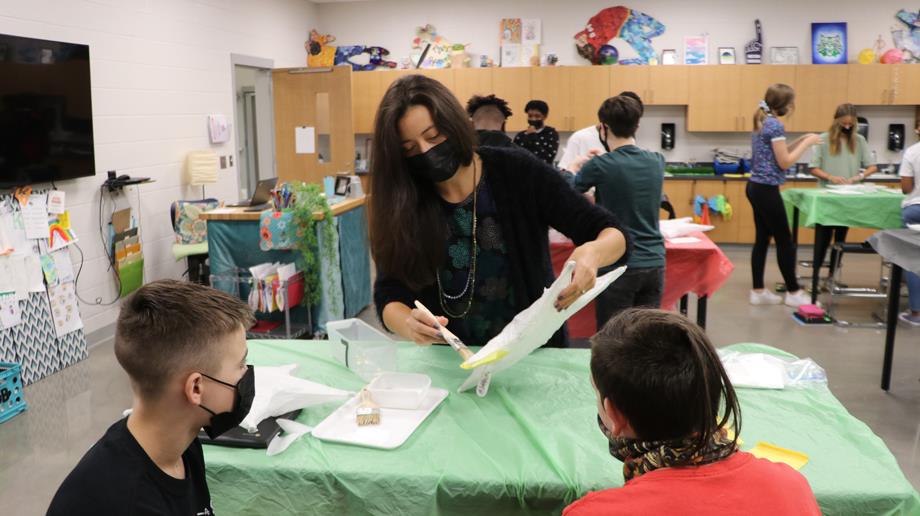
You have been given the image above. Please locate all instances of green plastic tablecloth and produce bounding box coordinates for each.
[204,340,920,516]
[782,187,906,229]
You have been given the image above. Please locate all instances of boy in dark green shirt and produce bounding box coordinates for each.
[574,95,665,327]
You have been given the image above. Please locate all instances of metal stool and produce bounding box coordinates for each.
[825,241,889,328]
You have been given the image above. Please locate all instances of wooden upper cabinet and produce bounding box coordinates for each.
[569,66,610,129]
[892,64,920,105]
[687,66,742,132]
[452,68,493,108]
[531,66,573,131]
[610,66,648,100]
[847,64,893,105]
[738,65,796,132]
[351,71,381,134]
[647,65,689,105]
[415,68,455,89]
[787,65,848,133]
[492,67,532,132]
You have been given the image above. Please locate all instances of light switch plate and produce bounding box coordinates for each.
[219,156,227,169]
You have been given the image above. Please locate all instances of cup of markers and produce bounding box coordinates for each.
[272,183,294,211]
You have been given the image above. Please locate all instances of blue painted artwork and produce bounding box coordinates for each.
[812,22,847,64]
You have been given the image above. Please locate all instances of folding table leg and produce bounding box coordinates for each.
[680,295,689,316]
[881,264,902,391]
[811,223,827,305]
[697,296,708,329]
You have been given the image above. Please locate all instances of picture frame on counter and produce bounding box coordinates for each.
[661,49,678,65]
[770,46,800,64]
[718,47,736,64]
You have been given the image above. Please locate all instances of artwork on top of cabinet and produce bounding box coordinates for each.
[718,47,736,65]
[684,36,708,65]
[858,35,887,64]
[811,22,847,65]
[770,47,799,65]
[892,9,920,63]
[744,19,763,64]
[500,19,539,67]
[574,6,665,66]
[413,24,469,69]
[305,29,397,71]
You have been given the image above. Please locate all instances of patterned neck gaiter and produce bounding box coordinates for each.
[597,415,737,482]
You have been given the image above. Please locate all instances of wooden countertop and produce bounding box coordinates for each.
[200,196,367,222]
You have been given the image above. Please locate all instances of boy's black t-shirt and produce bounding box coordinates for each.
[47,418,214,516]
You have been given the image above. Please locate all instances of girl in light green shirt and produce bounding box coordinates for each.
[808,104,878,280]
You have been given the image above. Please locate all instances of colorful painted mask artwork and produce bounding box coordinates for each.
[811,23,847,65]
[305,29,397,71]
[574,6,665,65]
[891,9,920,63]
[745,19,763,64]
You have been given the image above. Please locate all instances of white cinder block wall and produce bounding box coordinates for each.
[0,0,317,336]
[325,0,919,163]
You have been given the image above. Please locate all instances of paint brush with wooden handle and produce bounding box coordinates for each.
[413,300,474,361]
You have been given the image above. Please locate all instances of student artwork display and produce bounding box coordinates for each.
[892,9,920,63]
[684,36,708,65]
[48,210,77,251]
[305,29,397,71]
[718,47,736,64]
[770,47,799,65]
[47,281,82,339]
[812,23,847,65]
[412,24,468,68]
[745,19,763,64]
[500,19,539,67]
[858,35,887,64]
[574,6,665,65]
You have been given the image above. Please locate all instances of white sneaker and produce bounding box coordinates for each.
[784,290,812,308]
[750,290,783,305]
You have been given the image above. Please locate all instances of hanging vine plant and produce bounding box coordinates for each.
[284,181,338,308]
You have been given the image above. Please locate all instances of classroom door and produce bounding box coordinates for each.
[232,56,276,200]
[273,66,355,185]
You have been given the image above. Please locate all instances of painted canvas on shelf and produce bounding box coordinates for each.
[573,6,665,65]
[745,19,763,64]
[684,35,708,65]
[812,22,847,64]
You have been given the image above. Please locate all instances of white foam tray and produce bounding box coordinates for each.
[311,388,448,450]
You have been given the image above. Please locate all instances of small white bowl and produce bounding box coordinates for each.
[366,373,431,410]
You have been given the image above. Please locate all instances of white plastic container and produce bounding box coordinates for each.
[326,318,397,381]
[366,373,431,410]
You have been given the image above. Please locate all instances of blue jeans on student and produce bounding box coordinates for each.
[904,204,920,312]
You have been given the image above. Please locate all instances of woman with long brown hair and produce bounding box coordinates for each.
[747,83,823,308]
[808,104,877,280]
[369,74,628,347]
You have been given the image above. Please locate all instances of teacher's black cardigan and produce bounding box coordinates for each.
[373,146,631,348]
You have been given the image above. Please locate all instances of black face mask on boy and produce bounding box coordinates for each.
[528,119,545,130]
[199,365,255,439]
[406,139,461,183]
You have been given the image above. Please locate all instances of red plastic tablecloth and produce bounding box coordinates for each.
[550,232,734,338]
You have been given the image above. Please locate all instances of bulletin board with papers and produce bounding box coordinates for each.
[0,188,88,384]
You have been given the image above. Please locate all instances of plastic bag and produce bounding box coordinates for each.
[718,350,827,389]
[240,364,352,432]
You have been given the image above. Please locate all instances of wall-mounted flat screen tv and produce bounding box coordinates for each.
[0,33,95,188]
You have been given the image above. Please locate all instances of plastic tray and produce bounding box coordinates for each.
[367,373,431,409]
[312,388,448,449]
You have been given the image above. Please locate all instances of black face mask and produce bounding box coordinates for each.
[528,119,544,129]
[598,125,610,152]
[840,126,853,135]
[406,139,461,183]
[199,365,255,439]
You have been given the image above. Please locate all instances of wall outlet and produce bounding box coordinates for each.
[220,156,227,169]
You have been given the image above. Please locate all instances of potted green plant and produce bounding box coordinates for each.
[285,181,338,308]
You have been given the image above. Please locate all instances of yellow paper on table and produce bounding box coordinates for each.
[749,442,809,470]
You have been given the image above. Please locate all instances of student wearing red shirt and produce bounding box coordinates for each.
[565,309,820,516]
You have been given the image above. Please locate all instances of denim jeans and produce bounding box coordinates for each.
[903,204,920,312]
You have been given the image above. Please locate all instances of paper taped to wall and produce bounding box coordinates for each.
[295,126,315,154]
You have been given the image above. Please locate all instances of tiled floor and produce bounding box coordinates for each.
[1,246,918,515]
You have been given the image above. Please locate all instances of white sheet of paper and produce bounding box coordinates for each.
[48,281,84,338]
[52,250,75,283]
[0,257,14,295]
[8,255,30,300]
[668,236,702,245]
[0,294,22,329]
[22,196,50,240]
[24,254,45,292]
[458,262,627,396]
[295,126,315,154]
[47,190,66,214]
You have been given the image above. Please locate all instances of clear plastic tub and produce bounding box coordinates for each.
[367,373,431,410]
[326,319,397,381]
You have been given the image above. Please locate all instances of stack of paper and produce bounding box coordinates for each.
[247,262,300,313]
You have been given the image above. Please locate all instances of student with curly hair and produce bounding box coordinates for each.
[466,94,514,148]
